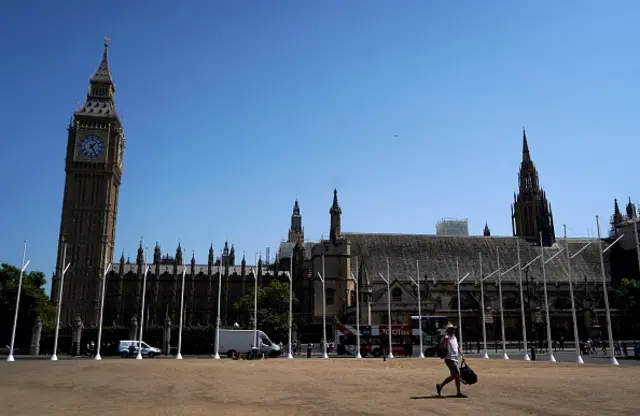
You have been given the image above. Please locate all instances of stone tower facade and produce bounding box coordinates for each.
[287,199,304,243]
[51,36,124,326]
[511,128,555,246]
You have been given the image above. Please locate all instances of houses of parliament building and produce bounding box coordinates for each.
[52,39,639,341]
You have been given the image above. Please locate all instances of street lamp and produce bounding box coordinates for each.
[348,273,362,359]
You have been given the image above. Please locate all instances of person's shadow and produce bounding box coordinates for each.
[410,395,466,399]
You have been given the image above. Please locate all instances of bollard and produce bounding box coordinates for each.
[530,346,536,361]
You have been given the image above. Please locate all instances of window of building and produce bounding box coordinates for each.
[391,287,402,301]
[326,288,335,305]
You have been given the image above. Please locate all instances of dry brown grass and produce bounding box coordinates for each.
[0,358,638,416]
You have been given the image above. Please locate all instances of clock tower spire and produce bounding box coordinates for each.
[51,35,125,326]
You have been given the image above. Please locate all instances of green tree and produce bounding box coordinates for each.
[618,278,640,309]
[0,263,55,343]
[232,280,297,342]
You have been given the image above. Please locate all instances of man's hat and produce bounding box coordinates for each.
[445,322,457,329]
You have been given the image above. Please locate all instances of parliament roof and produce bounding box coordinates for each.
[345,233,608,284]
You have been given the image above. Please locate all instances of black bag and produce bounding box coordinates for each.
[460,362,478,385]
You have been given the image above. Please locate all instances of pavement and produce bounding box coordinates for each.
[3,350,639,365]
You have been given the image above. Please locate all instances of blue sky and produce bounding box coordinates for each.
[1,0,638,292]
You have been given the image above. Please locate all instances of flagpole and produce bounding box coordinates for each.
[632,200,640,275]
[321,255,329,359]
[254,254,258,355]
[287,256,293,359]
[497,249,509,360]
[416,261,424,358]
[539,232,556,362]
[51,243,70,361]
[386,257,394,359]
[213,258,223,359]
[456,257,463,348]
[176,259,187,359]
[563,225,584,364]
[136,247,149,360]
[596,215,619,366]
[7,241,29,362]
[95,261,112,360]
[516,239,530,361]
[479,253,489,359]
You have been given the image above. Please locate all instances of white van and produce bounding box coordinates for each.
[217,329,281,358]
[118,340,161,358]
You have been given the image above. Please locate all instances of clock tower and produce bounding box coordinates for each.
[51,35,125,326]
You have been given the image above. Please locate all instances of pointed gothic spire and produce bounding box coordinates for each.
[120,250,125,264]
[522,126,530,162]
[483,222,491,237]
[92,34,113,83]
[293,199,300,215]
[626,197,637,220]
[330,188,342,214]
[613,199,624,225]
[191,250,196,264]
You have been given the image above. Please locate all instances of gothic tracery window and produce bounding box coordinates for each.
[391,287,402,301]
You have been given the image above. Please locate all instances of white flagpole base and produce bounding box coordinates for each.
[6,354,15,362]
[482,352,490,359]
[355,353,362,359]
[610,357,620,366]
[523,354,531,361]
[213,353,220,360]
[387,353,394,359]
[549,354,557,362]
[175,353,183,360]
[94,353,102,360]
[322,353,329,359]
[135,353,143,360]
[502,353,510,360]
[286,353,293,359]
[576,355,584,364]
[51,354,58,361]
[419,353,425,358]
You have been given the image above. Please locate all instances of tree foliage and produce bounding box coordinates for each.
[232,280,297,342]
[0,263,55,341]
[618,278,640,309]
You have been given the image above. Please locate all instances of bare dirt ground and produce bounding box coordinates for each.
[1,358,638,416]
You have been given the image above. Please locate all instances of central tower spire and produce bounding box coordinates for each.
[288,199,305,243]
[511,128,555,246]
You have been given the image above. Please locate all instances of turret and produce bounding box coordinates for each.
[483,222,491,237]
[329,189,342,245]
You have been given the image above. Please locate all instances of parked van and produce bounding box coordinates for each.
[217,329,281,358]
[118,340,161,358]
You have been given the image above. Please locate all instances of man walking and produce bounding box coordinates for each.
[436,323,467,398]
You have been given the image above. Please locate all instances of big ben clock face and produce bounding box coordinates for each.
[79,135,105,159]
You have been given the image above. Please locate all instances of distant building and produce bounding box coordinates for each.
[436,218,469,236]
